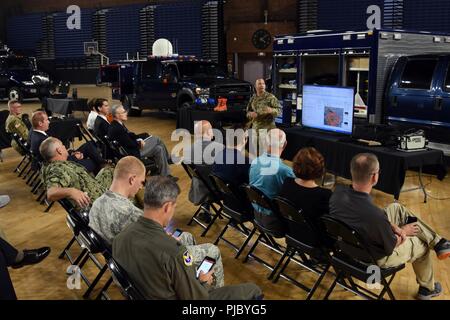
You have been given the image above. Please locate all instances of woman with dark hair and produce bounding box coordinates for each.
[278,147,331,221]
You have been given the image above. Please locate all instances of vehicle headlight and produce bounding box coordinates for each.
[22,81,34,86]
[195,87,210,96]
[32,75,50,84]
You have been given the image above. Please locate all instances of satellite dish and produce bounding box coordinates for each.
[152,39,173,56]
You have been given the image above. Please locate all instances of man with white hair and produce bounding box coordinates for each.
[108,105,173,178]
[249,128,294,233]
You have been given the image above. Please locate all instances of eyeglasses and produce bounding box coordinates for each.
[116,110,128,115]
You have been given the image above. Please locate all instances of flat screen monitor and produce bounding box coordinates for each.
[301,85,354,135]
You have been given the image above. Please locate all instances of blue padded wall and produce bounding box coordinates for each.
[105,4,144,62]
[6,13,43,54]
[317,0,384,31]
[403,0,450,34]
[154,1,203,57]
[54,9,94,59]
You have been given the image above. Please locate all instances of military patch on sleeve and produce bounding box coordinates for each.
[182,250,193,267]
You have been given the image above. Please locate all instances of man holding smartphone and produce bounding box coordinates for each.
[113,176,262,300]
[90,156,225,288]
[330,153,450,300]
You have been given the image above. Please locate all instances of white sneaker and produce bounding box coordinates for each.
[0,195,11,208]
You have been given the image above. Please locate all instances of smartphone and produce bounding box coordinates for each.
[196,256,216,278]
[172,229,183,238]
[406,216,418,224]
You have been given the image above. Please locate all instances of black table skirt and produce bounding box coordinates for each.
[43,97,89,116]
[47,117,83,145]
[176,106,247,133]
[282,128,446,199]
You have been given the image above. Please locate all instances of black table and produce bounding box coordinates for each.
[44,97,89,115]
[47,117,83,145]
[176,106,247,133]
[282,128,446,201]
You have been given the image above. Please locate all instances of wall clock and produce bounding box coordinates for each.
[252,29,272,50]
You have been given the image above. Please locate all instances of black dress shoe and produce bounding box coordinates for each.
[12,247,51,269]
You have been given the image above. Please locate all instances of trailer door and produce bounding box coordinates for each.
[387,58,438,125]
[436,57,450,127]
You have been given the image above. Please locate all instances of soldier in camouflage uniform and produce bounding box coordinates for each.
[247,79,281,131]
[39,137,113,208]
[113,176,262,300]
[5,100,29,155]
[89,156,224,288]
[247,79,281,155]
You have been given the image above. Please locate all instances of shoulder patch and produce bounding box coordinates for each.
[182,250,193,267]
[15,123,21,128]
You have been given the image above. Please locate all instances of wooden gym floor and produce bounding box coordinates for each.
[0,86,449,300]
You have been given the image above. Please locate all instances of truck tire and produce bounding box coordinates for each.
[122,95,142,117]
[179,97,193,109]
[8,87,22,102]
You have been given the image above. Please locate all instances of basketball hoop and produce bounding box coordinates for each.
[83,41,109,65]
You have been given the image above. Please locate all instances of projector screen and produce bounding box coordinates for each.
[301,85,354,135]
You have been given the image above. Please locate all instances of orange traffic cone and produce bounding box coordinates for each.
[214,97,228,112]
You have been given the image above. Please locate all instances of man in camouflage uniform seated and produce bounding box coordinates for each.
[113,176,262,300]
[89,156,224,288]
[5,100,29,155]
[39,137,114,208]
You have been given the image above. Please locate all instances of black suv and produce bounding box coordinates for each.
[0,53,50,101]
[98,57,252,116]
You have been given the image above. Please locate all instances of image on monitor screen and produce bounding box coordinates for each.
[301,85,354,135]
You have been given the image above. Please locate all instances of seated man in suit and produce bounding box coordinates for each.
[39,137,114,208]
[29,111,104,173]
[93,98,111,139]
[107,105,173,178]
[5,100,29,155]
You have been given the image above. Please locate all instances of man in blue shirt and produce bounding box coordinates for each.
[249,128,295,234]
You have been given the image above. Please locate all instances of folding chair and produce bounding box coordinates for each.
[272,197,332,299]
[57,199,111,299]
[209,173,256,258]
[182,162,223,237]
[321,216,405,300]
[242,184,287,280]
[103,135,158,174]
[11,133,31,174]
[96,257,146,300]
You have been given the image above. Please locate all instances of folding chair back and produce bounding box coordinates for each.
[321,216,373,263]
[11,133,30,154]
[182,162,218,196]
[274,197,322,250]
[107,258,146,300]
[209,173,253,220]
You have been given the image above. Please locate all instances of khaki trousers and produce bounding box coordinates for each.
[377,203,441,291]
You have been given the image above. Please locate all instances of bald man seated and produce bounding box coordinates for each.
[89,156,225,288]
[184,120,224,205]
